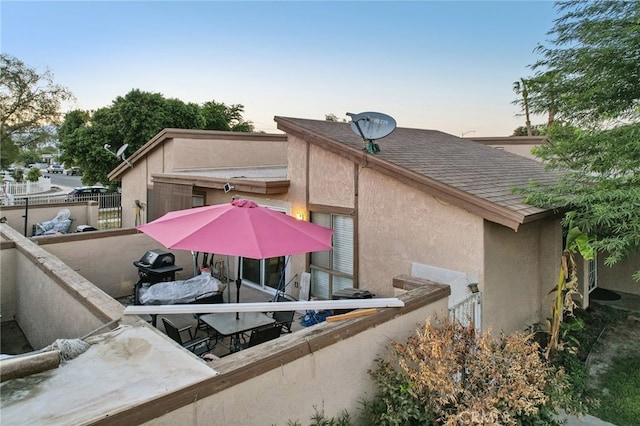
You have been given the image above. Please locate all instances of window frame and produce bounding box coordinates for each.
[308,205,356,299]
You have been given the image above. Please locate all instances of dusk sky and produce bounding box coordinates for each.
[2,1,558,137]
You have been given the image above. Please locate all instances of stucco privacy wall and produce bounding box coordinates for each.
[1,244,17,320]
[0,202,99,237]
[482,219,562,334]
[357,168,484,298]
[38,229,195,299]
[1,224,123,349]
[142,287,450,426]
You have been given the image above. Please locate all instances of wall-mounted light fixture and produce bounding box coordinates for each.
[223,183,234,193]
[296,212,305,220]
[468,283,480,293]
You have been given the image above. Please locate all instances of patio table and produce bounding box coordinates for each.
[199,312,275,354]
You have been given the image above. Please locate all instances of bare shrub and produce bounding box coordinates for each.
[364,316,569,425]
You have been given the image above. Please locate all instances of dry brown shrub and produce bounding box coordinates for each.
[393,316,561,425]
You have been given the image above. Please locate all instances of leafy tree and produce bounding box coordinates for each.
[325,113,347,122]
[201,100,253,132]
[0,54,73,168]
[531,1,640,125]
[58,90,254,186]
[519,124,640,280]
[516,1,640,280]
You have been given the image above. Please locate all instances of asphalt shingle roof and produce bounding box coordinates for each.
[275,116,562,230]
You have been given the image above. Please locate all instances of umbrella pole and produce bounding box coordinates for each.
[226,256,231,304]
[236,256,241,320]
[236,278,242,320]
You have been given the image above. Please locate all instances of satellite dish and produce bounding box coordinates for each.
[346,112,397,153]
[116,144,128,157]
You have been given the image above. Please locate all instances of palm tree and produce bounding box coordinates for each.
[513,78,532,136]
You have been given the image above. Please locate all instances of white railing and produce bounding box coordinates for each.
[2,177,52,196]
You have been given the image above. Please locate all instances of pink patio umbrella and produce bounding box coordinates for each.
[137,199,333,317]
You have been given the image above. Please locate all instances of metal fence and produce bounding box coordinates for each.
[8,193,122,231]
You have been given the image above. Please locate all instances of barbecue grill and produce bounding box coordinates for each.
[133,249,183,304]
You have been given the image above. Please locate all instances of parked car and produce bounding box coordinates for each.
[48,164,64,174]
[66,166,81,176]
[30,162,49,171]
[67,185,110,207]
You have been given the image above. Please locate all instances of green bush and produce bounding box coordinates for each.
[26,167,41,182]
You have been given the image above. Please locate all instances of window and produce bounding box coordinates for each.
[309,212,354,299]
[240,205,287,293]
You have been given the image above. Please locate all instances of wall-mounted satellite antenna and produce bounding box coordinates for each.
[104,143,132,168]
[346,111,397,154]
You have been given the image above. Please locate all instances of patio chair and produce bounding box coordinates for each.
[243,323,283,349]
[271,293,295,333]
[161,317,211,357]
[192,292,224,340]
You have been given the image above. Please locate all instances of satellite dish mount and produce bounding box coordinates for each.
[104,143,132,168]
[346,112,397,154]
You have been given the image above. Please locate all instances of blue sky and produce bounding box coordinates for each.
[2,1,558,136]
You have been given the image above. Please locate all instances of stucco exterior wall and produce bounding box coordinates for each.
[171,136,287,170]
[594,254,640,295]
[483,219,562,334]
[120,157,150,229]
[286,135,312,282]
[308,143,354,208]
[358,169,484,297]
[117,134,287,229]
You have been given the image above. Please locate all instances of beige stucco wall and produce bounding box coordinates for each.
[120,157,150,229]
[358,169,484,297]
[1,225,123,349]
[171,136,287,170]
[285,135,312,282]
[308,143,355,208]
[146,290,449,426]
[0,202,99,237]
[593,253,640,295]
[117,134,287,229]
[38,229,196,299]
[483,218,562,334]
[1,245,17,320]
